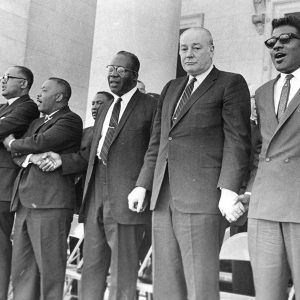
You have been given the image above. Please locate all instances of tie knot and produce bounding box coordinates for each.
[285,74,293,81]
[116,97,122,103]
[44,115,52,122]
[190,77,197,85]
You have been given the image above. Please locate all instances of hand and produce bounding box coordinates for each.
[38,152,62,172]
[218,188,245,223]
[236,193,250,212]
[29,153,48,166]
[128,187,148,213]
[3,134,15,151]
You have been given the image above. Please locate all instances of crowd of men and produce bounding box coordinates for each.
[0,14,299,300]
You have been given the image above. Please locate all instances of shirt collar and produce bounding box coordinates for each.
[111,87,138,105]
[279,67,300,82]
[7,97,19,105]
[188,63,214,83]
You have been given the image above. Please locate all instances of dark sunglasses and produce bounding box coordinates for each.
[264,33,300,49]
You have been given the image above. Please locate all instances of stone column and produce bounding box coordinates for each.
[85,0,182,126]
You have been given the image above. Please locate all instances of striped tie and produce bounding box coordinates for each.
[100,98,122,164]
[277,74,293,122]
[172,77,197,124]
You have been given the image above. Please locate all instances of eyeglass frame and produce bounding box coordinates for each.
[264,32,300,49]
[1,74,27,84]
[106,65,138,77]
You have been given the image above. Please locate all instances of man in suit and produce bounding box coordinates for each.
[74,91,113,212]
[3,77,82,300]
[0,65,39,300]
[128,27,251,300]
[239,16,300,300]
[39,51,157,300]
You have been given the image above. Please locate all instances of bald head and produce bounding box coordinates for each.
[179,27,214,76]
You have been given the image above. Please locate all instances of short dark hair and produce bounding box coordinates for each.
[14,66,34,89]
[96,91,114,100]
[48,77,72,101]
[117,50,140,73]
[272,15,300,34]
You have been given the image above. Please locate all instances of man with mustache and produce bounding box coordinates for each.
[0,65,39,300]
[38,51,157,300]
[3,77,82,300]
[240,15,300,300]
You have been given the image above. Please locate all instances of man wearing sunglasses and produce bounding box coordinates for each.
[36,51,157,300]
[0,66,39,300]
[241,15,300,300]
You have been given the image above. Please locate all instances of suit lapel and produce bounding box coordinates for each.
[89,99,113,159]
[272,87,300,139]
[0,95,31,118]
[34,106,70,133]
[262,78,278,131]
[171,67,218,129]
[109,90,140,146]
[168,77,189,127]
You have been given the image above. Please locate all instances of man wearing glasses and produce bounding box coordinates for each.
[240,15,300,300]
[0,66,39,300]
[38,51,157,300]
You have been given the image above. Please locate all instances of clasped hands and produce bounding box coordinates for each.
[218,189,250,223]
[29,152,62,171]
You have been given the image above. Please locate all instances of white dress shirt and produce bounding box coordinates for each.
[274,67,300,114]
[96,87,138,158]
[174,64,214,112]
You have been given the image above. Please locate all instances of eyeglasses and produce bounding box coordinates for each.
[264,33,300,49]
[106,65,137,77]
[1,74,27,84]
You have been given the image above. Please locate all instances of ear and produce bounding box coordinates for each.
[55,93,64,102]
[209,44,215,57]
[20,79,28,89]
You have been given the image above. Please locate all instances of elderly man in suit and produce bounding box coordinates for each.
[128,27,251,300]
[0,66,39,300]
[238,16,300,300]
[3,77,82,300]
[38,51,157,300]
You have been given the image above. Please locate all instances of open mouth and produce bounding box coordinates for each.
[274,52,286,63]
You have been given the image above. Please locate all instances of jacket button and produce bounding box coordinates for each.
[168,137,172,141]
[265,157,271,162]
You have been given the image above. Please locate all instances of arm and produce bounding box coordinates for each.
[0,101,39,140]
[217,74,251,222]
[10,114,82,155]
[128,82,170,211]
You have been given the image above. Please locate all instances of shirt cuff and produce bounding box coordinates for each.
[22,154,33,168]
[8,138,15,149]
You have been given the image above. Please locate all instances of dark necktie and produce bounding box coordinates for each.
[100,98,122,163]
[172,77,197,124]
[277,74,293,122]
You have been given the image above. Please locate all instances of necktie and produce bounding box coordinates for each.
[100,98,122,164]
[172,77,197,124]
[277,74,293,122]
[44,115,52,123]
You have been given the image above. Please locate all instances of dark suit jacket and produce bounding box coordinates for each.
[61,90,157,224]
[137,67,251,214]
[248,76,300,223]
[0,95,39,202]
[10,106,82,211]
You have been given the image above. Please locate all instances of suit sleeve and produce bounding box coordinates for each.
[0,101,39,140]
[217,74,251,193]
[60,127,94,175]
[136,81,171,190]
[246,94,262,192]
[11,114,83,155]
